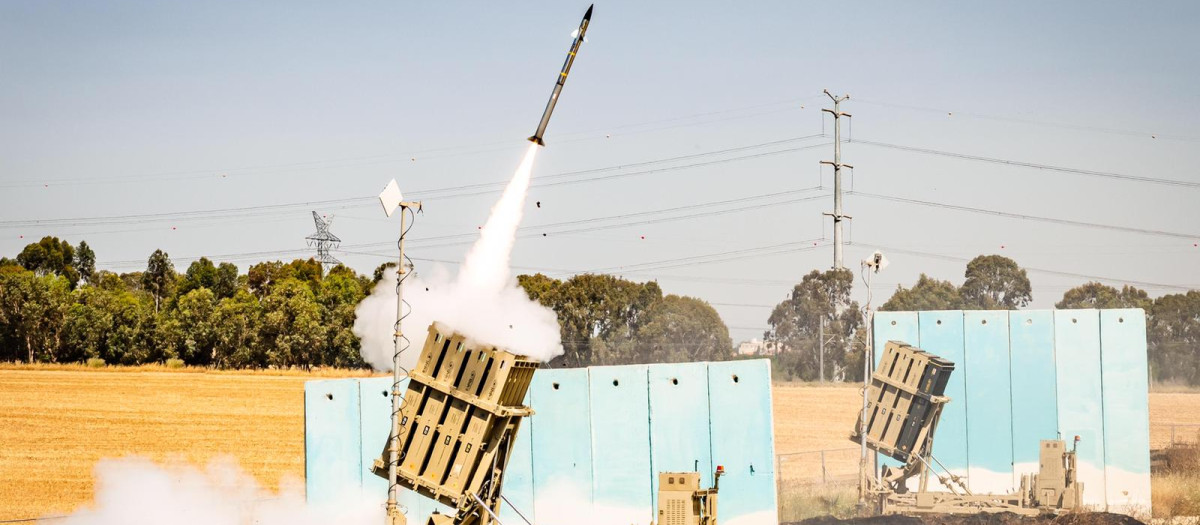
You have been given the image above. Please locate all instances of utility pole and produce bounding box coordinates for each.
[819,317,825,383]
[821,89,853,270]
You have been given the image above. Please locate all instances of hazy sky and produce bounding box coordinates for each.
[2,1,1198,344]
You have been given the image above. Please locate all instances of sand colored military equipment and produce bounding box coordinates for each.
[852,340,1082,515]
[655,466,723,525]
[372,323,538,525]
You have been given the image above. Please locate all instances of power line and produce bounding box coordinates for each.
[853,139,1200,189]
[856,241,1195,291]
[853,98,1199,142]
[2,137,829,229]
[0,96,824,189]
[96,190,829,268]
[851,191,1199,240]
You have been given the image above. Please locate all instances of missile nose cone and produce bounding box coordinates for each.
[584,4,593,20]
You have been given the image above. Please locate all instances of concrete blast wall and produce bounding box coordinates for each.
[873,308,1151,514]
[305,359,777,525]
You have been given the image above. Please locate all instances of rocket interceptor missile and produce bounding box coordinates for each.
[528,4,593,146]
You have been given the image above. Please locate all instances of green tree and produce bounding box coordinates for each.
[75,241,96,286]
[248,259,322,298]
[519,273,663,367]
[213,262,239,299]
[881,274,963,311]
[214,291,264,368]
[317,267,368,368]
[59,286,115,362]
[16,236,80,288]
[178,257,219,297]
[175,288,219,365]
[764,269,860,381]
[635,295,732,363]
[141,250,176,313]
[0,271,72,362]
[1147,291,1200,385]
[1055,282,1151,310]
[960,254,1032,309]
[260,278,325,369]
[103,291,151,364]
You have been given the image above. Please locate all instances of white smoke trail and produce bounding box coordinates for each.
[54,456,380,525]
[354,143,563,370]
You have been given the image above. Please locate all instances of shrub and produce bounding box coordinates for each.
[85,358,105,368]
[165,358,185,369]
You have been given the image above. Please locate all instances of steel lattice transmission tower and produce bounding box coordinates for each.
[306,211,342,269]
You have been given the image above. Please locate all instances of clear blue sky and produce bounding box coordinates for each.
[2,1,1198,344]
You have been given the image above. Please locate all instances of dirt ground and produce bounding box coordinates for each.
[792,511,1145,525]
[0,369,1197,520]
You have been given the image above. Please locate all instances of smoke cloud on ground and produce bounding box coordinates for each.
[354,143,563,371]
[54,457,380,525]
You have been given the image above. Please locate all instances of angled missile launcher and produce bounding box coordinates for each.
[852,341,954,463]
[373,323,538,525]
[853,340,1081,516]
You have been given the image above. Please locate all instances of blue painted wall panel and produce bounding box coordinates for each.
[358,377,395,502]
[1008,310,1058,481]
[648,362,713,507]
[304,380,363,504]
[588,365,653,520]
[708,359,777,523]
[963,310,1014,493]
[1054,309,1107,508]
[1100,309,1151,513]
[498,391,535,525]
[917,310,969,489]
[307,359,776,524]
[529,368,593,521]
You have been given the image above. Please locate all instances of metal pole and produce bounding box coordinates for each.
[386,204,412,525]
[858,270,873,504]
[819,317,825,383]
[822,90,851,270]
[832,96,843,270]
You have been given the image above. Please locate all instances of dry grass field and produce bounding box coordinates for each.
[0,368,1198,520]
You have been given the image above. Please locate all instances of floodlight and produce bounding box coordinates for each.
[379,179,404,217]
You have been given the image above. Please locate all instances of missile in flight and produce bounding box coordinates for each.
[528,4,593,146]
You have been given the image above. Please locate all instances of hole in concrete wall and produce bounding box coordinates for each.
[936,320,942,325]
[325,393,333,400]
[671,378,679,385]
[552,382,560,390]
[732,374,740,383]
[1119,317,1125,323]
[890,321,897,326]
[612,379,619,386]
[382,390,389,397]
[981,319,987,325]
[1026,318,1033,325]
[1072,318,1078,324]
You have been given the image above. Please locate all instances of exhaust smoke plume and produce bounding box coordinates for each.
[354,143,563,371]
[55,457,380,525]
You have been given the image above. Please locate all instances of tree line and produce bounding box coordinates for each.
[0,237,370,369]
[2,238,1194,381]
[0,237,736,369]
[761,254,1200,385]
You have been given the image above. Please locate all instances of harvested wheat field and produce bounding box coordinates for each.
[1,369,1199,521]
[0,366,374,520]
